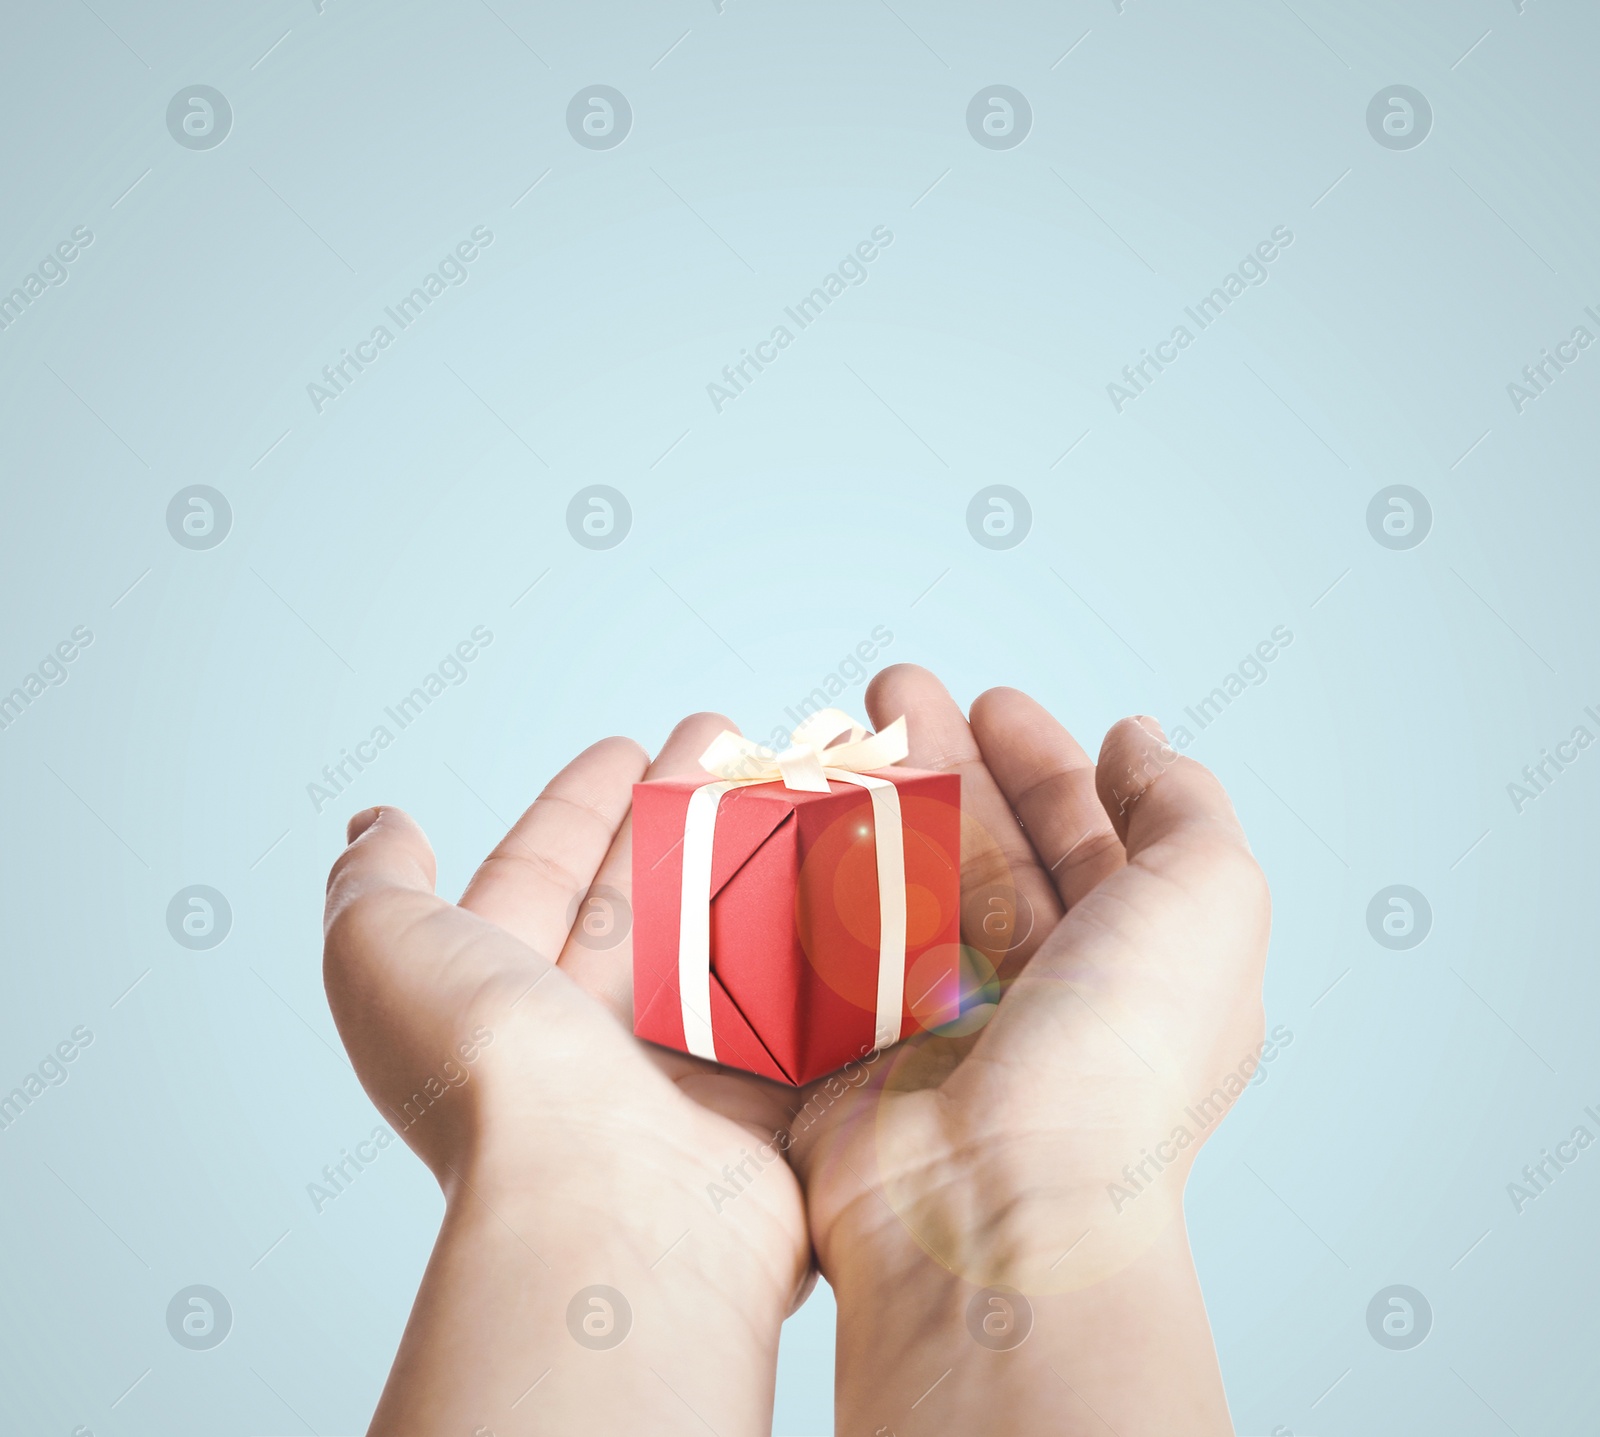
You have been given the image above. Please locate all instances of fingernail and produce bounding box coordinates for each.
[347,808,380,843]
[1135,715,1168,743]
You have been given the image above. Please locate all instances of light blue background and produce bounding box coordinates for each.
[1,1,1596,1432]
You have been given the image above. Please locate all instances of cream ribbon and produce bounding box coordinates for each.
[677,710,910,1067]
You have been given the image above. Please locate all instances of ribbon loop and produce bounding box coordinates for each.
[789,708,865,753]
[697,709,908,791]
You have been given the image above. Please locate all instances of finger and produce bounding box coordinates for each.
[865,664,1063,977]
[1095,717,1255,870]
[324,806,449,1008]
[457,736,647,959]
[968,686,1125,909]
[325,805,437,921]
[973,720,1268,1085]
[558,712,739,1019]
[322,805,566,1151]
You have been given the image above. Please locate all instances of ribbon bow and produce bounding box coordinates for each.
[699,709,908,792]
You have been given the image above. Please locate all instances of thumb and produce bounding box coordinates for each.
[324,806,438,934]
[1094,718,1254,867]
[323,806,446,1013]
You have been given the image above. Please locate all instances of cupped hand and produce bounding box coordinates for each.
[785,664,1272,1296]
[321,714,814,1337]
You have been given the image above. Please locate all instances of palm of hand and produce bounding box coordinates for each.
[322,714,815,1320]
[787,667,1270,1295]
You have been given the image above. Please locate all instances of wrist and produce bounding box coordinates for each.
[375,1179,790,1437]
[827,1212,1230,1437]
[445,1147,798,1326]
[451,1097,812,1320]
[810,1117,1194,1300]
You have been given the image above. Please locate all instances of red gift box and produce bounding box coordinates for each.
[631,767,962,1085]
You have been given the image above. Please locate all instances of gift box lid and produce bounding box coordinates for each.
[636,773,896,899]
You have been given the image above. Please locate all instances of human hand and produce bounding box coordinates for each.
[321,716,812,1436]
[784,665,1271,1435]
